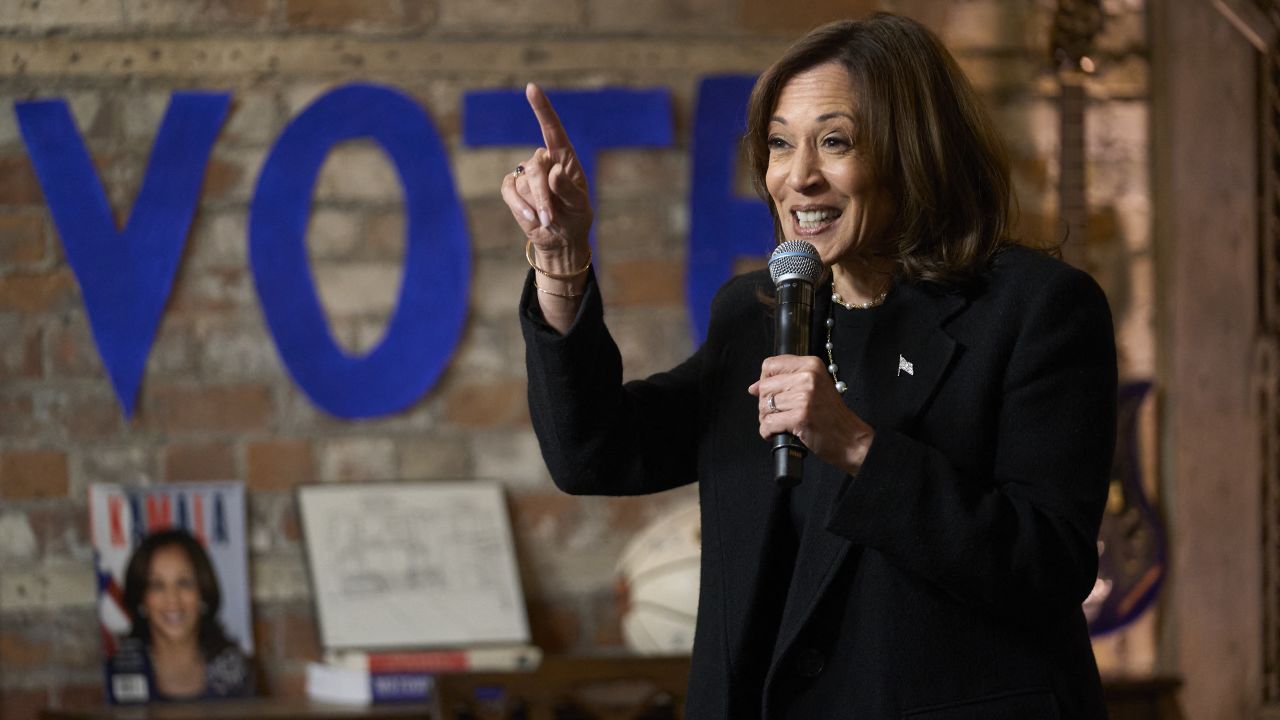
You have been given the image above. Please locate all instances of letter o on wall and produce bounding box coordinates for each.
[249,84,469,418]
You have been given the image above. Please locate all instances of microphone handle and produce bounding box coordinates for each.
[772,279,812,487]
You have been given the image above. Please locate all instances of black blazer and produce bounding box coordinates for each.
[521,245,1116,720]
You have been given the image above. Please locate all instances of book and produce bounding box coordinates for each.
[89,481,255,703]
[325,644,543,674]
[305,662,436,705]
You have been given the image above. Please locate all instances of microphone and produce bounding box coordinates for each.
[767,240,823,488]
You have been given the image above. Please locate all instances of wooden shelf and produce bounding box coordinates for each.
[42,658,1181,720]
[40,698,436,720]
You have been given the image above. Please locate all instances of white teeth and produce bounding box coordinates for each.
[795,209,840,228]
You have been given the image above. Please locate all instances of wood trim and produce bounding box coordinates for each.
[1257,6,1280,715]
[1265,49,1280,337]
[1153,1,1266,718]
[1210,0,1277,51]
[1057,79,1089,270]
[1263,335,1280,706]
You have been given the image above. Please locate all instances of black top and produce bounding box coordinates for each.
[787,294,884,539]
[753,290,888,702]
[521,245,1116,720]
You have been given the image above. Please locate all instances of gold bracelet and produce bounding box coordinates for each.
[534,280,582,299]
[526,239,592,280]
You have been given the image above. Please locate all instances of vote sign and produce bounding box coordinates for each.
[13,78,770,419]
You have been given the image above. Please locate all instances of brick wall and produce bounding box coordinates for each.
[0,1,1153,716]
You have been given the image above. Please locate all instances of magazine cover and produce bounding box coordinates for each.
[90,481,255,703]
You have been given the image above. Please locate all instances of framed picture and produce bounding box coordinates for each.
[297,481,530,650]
[90,481,255,703]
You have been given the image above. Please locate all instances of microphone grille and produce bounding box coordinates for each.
[768,240,823,286]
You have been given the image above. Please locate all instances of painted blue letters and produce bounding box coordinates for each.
[15,93,231,416]
[688,75,773,343]
[17,80,766,418]
[462,88,674,247]
[249,84,469,419]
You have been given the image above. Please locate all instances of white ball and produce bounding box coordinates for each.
[616,500,701,655]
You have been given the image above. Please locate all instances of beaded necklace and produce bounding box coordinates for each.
[824,287,888,394]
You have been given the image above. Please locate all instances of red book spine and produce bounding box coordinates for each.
[367,651,470,673]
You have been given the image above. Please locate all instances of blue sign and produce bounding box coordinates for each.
[688,75,772,343]
[464,87,675,249]
[14,79,769,418]
[15,93,231,416]
[249,84,469,419]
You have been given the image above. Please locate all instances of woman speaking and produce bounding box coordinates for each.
[502,13,1116,719]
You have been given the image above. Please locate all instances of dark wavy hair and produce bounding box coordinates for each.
[123,528,236,660]
[745,13,1016,287]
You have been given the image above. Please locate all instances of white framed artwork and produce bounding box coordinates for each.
[297,481,530,650]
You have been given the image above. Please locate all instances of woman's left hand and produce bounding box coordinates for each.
[749,355,876,476]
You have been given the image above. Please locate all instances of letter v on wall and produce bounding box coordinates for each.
[14,93,232,416]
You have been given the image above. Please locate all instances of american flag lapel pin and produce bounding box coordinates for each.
[897,354,914,377]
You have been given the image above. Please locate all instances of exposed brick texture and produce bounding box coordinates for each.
[167,266,254,315]
[140,384,273,433]
[0,214,46,266]
[602,259,685,307]
[284,0,433,32]
[162,442,238,482]
[47,390,126,439]
[0,156,44,205]
[246,440,315,492]
[23,504,89,561]
[0,395,37,437]
[0,627,53,670]
[316,437,395,482]
[591,588,626,648]
[252,601,321,666]
[525,596,583,654]
[200,156,247,202]
[0,0,1157,713]
[443,378,530,428]
[0,270,77,314]
[126,0,275,30]
[0,689,46,720]
[47,315,102,378]
[741,0,879,34]
[264,667,308,700]
[0,318,42,380]
[0,451,70,501]
[279,605,321,660]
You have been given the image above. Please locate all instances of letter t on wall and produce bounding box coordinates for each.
[687,76,773,344]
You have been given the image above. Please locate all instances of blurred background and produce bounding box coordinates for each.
[0,0,1273,718]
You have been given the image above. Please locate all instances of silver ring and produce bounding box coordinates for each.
[767,394,778,414]
[514,165,525,177]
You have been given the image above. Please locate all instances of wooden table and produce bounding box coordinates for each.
[40,699,437,720]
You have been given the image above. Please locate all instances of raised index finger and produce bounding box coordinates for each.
[526,83,573,155]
